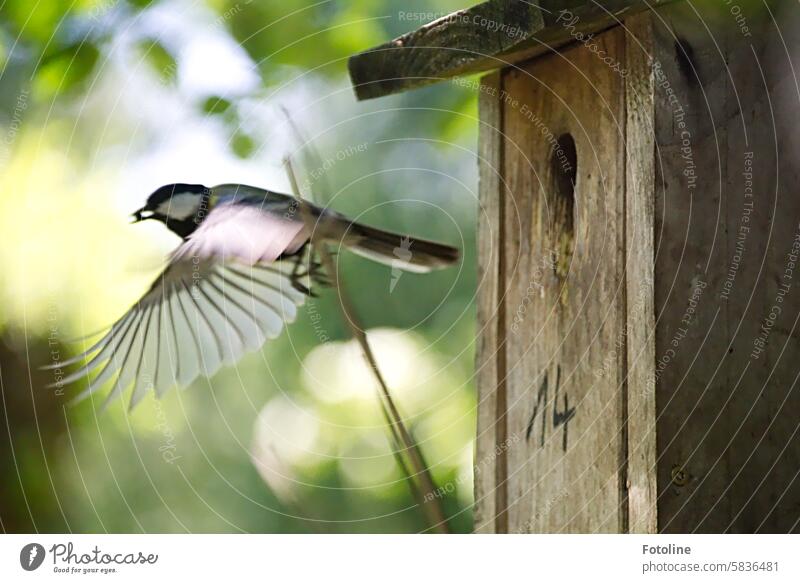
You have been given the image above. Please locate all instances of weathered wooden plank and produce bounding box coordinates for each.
[710,2,773,533]
[650,0,800,533]
[501,25,627,533]
[473,71,505,534]
[348,0,677,100]
[734,0,800,533]
[720,8,775,532]
[688,0,799,533]
[624,12,658,534]
[650,1,732,532]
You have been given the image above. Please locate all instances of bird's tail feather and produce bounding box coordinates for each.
[340,221,459,273]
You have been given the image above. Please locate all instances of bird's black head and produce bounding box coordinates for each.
[133,183,210,238]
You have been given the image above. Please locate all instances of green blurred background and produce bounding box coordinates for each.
[0,0,480,532]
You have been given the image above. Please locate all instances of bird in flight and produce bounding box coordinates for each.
[46,183,459,410]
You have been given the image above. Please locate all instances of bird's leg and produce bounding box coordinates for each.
[288,252,315,297]
[305,258,330,287]
[285,243,333,296]
[307,246,335,285]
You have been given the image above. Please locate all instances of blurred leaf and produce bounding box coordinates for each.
[227,1,389,77]
[327,6,386,57]
[440,92,477,143]
[231,131,256,158]
[1,0,73,45]
[34,42,99,98]
[136,38,177,84]
[201,95,233,116]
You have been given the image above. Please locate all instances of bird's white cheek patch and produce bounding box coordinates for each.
[158,192,201,220]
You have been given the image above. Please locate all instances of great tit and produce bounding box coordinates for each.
[45,183,459,410]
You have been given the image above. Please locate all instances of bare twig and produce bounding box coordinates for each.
[317,248,449,533]
[283,156,449,533]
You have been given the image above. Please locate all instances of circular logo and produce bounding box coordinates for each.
[19,543,46,571]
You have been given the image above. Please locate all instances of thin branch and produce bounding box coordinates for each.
[283,156,450,533]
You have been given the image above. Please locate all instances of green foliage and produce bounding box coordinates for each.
[0,0,480,534]
[230,130,257,158]
[136,38,178,84]
[35,42,100,97]
[1,0,76,45]
[227,1,368,75]
[201,95,233,116]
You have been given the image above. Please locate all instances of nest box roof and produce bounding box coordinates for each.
[348,0,675,100]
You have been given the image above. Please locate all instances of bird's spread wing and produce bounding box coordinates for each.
[173,197,308,265]
[49,258,308,410]
[48,198,316,410]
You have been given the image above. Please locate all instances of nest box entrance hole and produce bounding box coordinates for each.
[548,133,577,281]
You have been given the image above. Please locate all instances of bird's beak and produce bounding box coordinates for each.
[131,208,152,223]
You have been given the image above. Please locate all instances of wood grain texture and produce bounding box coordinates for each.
[651,0,800,532]
[469,0,800,533]
[500,25,627,533]
[624,12,658,534]
[348,0,677,100]
[650,1,732,533]
[473,71,505,534]
[731,0,800,533]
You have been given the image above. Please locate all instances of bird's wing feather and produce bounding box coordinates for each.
[172,198,308,265]
[51,253,307,410]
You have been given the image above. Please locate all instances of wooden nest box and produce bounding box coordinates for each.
[349,0,800,533]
